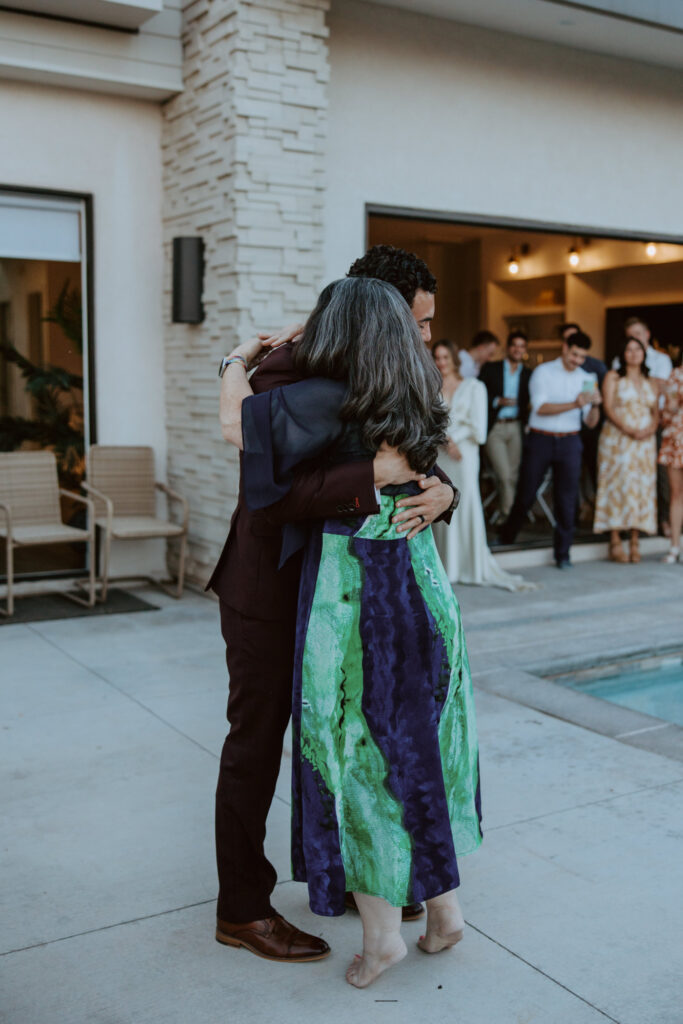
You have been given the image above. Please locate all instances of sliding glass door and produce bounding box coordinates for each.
[0,189,92,578]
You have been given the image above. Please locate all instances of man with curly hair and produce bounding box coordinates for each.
[210,246,456,964]
[348,244,437,344]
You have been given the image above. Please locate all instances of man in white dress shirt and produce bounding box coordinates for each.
[458,329,500,378]
[616,316,672,380]
[500,331,601,568]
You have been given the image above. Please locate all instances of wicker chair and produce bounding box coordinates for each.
[0,451,95,617]
[83,445,189,601]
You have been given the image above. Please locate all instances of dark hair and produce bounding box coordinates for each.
[432,338,461,374]
[347,244,437,309]
[470,329,499,350]
[294,277,447,473]
[624,315,650,333]
[507,329,528,347]
[558,321,580,337]
[617,337,650,377]
[564,329,592,351]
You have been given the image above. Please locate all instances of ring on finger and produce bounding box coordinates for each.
[417,514,426,524]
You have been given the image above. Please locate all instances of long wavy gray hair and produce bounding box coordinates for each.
[293,277,448,473]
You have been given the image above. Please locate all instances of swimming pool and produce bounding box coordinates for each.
[557,653,683,727]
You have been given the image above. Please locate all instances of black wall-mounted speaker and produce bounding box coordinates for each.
[172,236,205,324]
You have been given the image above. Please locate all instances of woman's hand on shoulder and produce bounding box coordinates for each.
[229,333,273,369]
[392,478,456,539]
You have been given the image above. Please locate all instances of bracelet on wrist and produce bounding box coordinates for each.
[218,354,248,377]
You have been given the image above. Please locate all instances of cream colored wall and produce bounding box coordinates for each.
[325,1,683,282]
[0,81,167,576]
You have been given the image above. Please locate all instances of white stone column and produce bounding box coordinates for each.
[162,0,330,585]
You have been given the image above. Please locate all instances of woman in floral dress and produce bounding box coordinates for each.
[594,338,658,563]
[659,364,683,563]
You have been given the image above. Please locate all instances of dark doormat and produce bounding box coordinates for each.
[0,588,159,625]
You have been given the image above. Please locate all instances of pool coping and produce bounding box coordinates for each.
[473,644,683,764]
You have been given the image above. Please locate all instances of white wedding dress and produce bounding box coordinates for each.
[435,377,535,592]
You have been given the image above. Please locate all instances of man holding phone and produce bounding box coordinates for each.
[500,331,602,568]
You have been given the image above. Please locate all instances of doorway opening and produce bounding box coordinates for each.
[368,209,683,550]
[0,189,93,579]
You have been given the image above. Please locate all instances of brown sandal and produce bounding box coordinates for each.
[630,533,641,563]
[609,538,628,563]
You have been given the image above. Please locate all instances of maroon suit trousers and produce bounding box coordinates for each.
[215,598,299,922]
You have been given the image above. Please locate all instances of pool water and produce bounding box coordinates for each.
[563,656,683,727]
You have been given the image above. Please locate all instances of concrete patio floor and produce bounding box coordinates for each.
[2,557,683,1024]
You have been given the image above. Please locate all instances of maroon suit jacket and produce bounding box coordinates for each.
[207,344,455,621]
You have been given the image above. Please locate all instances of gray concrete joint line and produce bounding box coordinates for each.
[25,623,221,763]
[473,663,683,763]
[465,594,674,635]
[483,775,683,833]
[464,921,622,1023]
[1,898,216,958]
[615,723,672,738]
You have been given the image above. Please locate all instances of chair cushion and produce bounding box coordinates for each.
[95,516,185,539]
[0,523,91,545]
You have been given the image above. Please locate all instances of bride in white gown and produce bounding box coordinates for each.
[433,340,535,592]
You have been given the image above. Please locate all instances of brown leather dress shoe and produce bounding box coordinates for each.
[215,914,330,963]
[344,891,425,922]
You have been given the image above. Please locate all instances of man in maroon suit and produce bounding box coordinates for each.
[209,248,458,962]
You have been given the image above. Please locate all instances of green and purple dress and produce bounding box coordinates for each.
[242,378,482,916]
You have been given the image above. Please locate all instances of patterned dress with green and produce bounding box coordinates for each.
[290,494,482,915]
[242,377,482,917]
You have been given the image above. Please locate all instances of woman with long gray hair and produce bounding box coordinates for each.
[233,278,482,988]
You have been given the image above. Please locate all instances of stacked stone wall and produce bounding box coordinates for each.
[162,0,329,584]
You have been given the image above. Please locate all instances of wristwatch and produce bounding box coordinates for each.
[446,483,460,513]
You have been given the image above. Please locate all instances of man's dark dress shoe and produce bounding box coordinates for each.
[216,915,330,962]
[344,891,425,921]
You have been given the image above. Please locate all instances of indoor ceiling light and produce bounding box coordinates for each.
[568,246,580,268]
[507,253,520,274]
[646,242,657,258]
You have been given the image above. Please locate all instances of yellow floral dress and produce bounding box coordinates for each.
[594,375,657,534]
[659,367,683,469]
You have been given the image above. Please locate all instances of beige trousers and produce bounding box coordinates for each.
[486,419,523,517]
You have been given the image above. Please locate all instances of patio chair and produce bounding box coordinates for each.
[83,445,189,601]
[0,450,95,617]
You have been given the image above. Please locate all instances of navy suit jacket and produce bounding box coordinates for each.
[479,360,531,433]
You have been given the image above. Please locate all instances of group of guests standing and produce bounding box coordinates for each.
[434,315,683,574]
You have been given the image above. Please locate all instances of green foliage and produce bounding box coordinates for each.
[42,282,83,354]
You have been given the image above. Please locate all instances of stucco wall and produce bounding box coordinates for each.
[325,1,683,278]
[0,80,166,575]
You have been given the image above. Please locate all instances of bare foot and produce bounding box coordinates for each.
[345,935,407,988]
[417,902,465,954]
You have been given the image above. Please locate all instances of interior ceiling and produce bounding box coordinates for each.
[357,0,683,72]
[369,216,567,247]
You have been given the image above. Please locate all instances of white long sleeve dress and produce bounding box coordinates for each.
[435,377,535,592]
